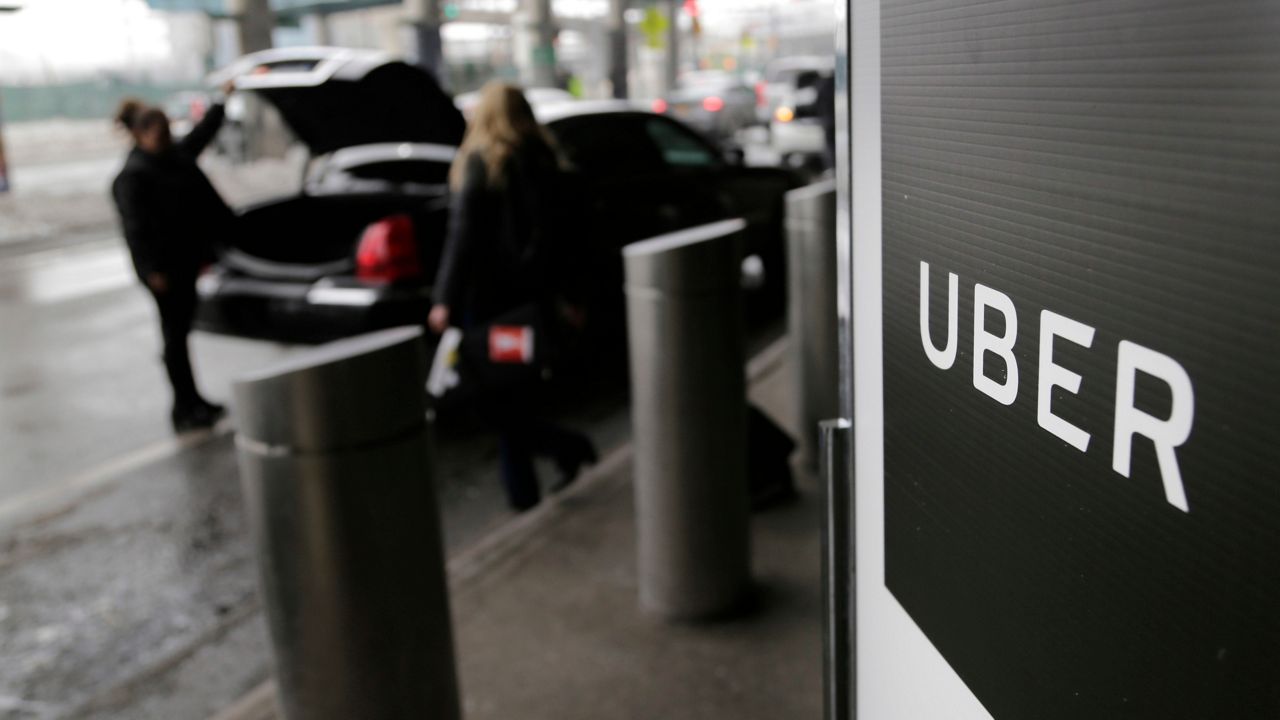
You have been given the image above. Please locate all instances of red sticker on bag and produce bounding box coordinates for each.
[489,325,535,364]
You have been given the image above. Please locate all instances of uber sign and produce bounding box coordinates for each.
[879,0,1280,717]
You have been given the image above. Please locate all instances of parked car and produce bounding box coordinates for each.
[195,48,465,343]
[652,71,758,145]
[195,52,800,348]
[541,100,800,343]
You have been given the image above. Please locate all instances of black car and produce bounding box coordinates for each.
[196,53,800,345]
[195,48,463,343]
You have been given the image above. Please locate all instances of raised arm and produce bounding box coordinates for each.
[178,101,226,158]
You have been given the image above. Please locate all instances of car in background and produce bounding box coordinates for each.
[652,71,758,145]
[769,66,833,170]
[758,56,833,127]
[194,51,799,348]
[194,48,465,343]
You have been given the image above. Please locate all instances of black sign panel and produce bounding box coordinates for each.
[881,1,1280,717]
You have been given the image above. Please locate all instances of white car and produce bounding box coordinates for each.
[761,57,833,166]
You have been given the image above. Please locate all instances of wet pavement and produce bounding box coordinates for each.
[0,118,783,719]
[0,222,630,719]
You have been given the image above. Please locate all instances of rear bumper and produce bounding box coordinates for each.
[194,268,433,344]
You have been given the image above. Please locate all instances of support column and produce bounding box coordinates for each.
[403,0,446,85]
[0,93,9,194]
[664,0,680,94]
[608,0,629,99]
[229,0,273,54]
[518,0,558,88]
[301,13,331,46]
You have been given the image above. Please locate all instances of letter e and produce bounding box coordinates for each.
[1038,310,1096,452]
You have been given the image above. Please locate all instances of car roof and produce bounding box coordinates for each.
[765,55,835,76]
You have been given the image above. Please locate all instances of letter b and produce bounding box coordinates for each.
[973,284,1019,406]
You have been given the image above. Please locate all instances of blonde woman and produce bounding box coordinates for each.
[430,82,596,511]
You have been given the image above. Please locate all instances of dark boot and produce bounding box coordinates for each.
[549,431,598,493]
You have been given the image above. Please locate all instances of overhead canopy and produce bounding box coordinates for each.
[144,0,399,18]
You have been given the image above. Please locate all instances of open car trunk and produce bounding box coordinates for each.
[229,194,448,275]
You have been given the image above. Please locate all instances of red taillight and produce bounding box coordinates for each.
[702,95,724,112]
[652,98,669,113]
[356,214,421,282]
[755,81,766,107]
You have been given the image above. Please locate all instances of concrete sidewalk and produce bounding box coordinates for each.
[213,342,822,720]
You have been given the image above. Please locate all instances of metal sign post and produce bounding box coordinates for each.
[833,1,1280,718]
[0,93,9,194]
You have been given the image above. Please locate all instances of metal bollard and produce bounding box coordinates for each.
[233,326,460,720]
[624,219,751,621]
[786,180,840,470]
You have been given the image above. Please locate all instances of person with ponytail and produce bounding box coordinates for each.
[429,81,597,511]
[111,81,235,432]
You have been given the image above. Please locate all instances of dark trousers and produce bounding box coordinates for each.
[147,278,202,414]
[489,403,590,511]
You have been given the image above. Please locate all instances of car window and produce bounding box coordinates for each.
[795,70,824,90]
[549,115,666,177]
[643,118,720,169]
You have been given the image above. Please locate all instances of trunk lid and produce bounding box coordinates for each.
[222,49,466,156]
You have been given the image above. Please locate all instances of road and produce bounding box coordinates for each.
[0,232,631,719]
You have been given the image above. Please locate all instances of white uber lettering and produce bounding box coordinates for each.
[1112,341,1195,513]
[1037,310,1096,452]
[919,261,958,370]
[972,284,1019,406]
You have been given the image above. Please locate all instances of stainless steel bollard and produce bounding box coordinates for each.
[820,418,854,720]
[233,327,460,720]
[624,219,751,621]
[786,180,841,470]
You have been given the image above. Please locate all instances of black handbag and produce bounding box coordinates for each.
[454,303,558,397]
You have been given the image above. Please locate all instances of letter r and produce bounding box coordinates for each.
[1112,341,1195,512]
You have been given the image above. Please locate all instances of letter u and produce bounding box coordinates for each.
[920,261,958,370]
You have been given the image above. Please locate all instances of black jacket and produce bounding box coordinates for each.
[111,104,235,281]
[434,140,582,325]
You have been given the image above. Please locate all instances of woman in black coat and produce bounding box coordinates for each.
[111,87,234,432]
[429,82,597,511]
